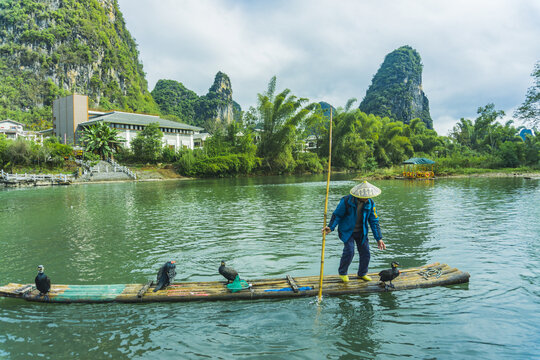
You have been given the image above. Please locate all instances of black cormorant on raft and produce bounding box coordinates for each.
[34,265,50,295]
[378,261,400,290]
[153,261,177,292]
[219,261,239,283]
[0,262,469,304]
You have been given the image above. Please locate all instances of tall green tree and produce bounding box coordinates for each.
[474,103,505,153]
[404,118,443,155]
[450,118,475,148]
[374,117,413,166]
[80,122,123,160]
[330,105,380,170]
[130,122,163,163]
[255,76,316,172]
[514,61,540,127]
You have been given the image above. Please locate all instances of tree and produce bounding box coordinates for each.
[405,118,443,155]
[450,118,474,148]
[131,122,163,163]
[474,104,505,153]
[80,122,123,160]
[255,76,316,172]
[374,118,413,166]
[514,61,540,127]
[330,108,379,170]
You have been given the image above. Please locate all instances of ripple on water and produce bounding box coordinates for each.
[0,177,539,359]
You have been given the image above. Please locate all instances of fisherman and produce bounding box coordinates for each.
[322,181,386,283]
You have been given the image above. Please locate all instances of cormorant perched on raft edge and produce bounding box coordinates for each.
[378,261,400,291]
[35,265,51,295]
[219,261,239,283]
[153,261,177,292]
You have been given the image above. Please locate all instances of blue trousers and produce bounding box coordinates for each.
[338,232,370,276]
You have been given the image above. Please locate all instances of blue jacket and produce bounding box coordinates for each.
[328,195,382,244]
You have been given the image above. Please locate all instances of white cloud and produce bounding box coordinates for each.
[118,0,540,133]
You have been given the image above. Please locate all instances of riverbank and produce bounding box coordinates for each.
[3,164,540,186]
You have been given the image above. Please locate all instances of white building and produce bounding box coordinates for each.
[52,94,203,150]
[0,119,43,143]
[77,111,203,150]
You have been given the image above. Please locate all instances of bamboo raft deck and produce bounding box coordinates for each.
[0,263,469,304]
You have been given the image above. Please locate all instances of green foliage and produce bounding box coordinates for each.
[0,135,74,171]
[130,122,163,163]
[359,45,433,129]
[152,72,241,130]
[255,76,318,173]
[161,146,178,163]
[514,61,540,127]
[80,122,123,159]
[174,148,197,175]
[176,153,261,178]
[294,152,323,174]
[151,79,198,124]
[0,0,159,128]
[435,153,501,170]
[330,109,377,169]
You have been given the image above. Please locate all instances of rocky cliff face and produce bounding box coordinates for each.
[0,0,158,127]
[359,46,433,129]
[207,71,234,124]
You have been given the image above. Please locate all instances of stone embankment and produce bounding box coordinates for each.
[1,160,138,187]
[0,170,72,187]
[75,159,136,182]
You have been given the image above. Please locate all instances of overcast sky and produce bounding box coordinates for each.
[117,0,540,135]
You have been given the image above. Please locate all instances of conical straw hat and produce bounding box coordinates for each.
[350,181,381,198]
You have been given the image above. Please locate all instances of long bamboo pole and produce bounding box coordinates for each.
[318,108,333,303]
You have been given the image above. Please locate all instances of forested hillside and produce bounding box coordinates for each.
[359,45,433,129]
[0,0,158,129]
[151,71,242,130]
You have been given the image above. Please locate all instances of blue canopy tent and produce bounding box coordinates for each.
[402,158,435,178]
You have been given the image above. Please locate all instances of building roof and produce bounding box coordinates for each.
[403,157,435,165]
[0,119,24,126]
[79,111,203,131]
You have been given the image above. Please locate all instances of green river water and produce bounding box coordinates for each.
[0,175,539,359]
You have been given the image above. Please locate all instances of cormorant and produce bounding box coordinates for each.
[219,261,238,283]
[35,265,51,295]
[378,261,400,290]
[153,261,177,292]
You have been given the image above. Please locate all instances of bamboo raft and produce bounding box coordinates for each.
[0,263,469,304]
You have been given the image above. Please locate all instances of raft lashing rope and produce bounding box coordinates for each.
[417,268,442,280]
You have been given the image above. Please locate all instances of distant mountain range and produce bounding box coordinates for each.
[0,0,432,131]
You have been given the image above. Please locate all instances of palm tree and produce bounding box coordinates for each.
[80,122,124,160]
[256,76,316,171]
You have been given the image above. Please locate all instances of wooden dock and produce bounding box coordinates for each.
[0,263,469,304]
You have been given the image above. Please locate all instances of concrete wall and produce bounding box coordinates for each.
[53,94,88,144]
[119,129,194,150]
